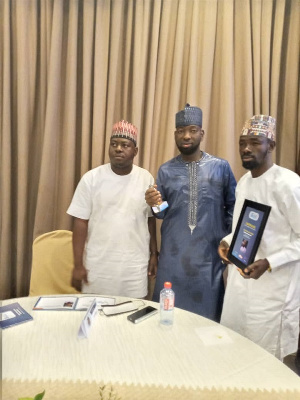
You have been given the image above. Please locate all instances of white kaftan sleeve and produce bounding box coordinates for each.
[67,172,93,220]
[267,185,300,270]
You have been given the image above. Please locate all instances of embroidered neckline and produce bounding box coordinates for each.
[178,152,205,165]
[188,161,198,234]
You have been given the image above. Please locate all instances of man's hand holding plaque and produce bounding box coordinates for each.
[145,184,168,213]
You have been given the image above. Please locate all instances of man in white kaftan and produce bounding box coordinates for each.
[218,115,300,360]
[67,121,158,298]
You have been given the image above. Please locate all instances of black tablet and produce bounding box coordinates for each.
[227,199,271,270]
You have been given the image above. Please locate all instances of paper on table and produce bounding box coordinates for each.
[33,296,78,310]
[33,295,115,311]
[195,326,233,346]
[76,296,115,310]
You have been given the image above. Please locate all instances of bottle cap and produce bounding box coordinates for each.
[164,282,172,289]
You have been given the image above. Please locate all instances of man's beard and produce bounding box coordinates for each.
[177,143,199,155]
[242,159,259,170]
[242,150,268,170]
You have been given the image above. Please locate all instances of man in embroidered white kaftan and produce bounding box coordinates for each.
[145,104,236,321]
[218,115,300,360]
[67,121,158,298]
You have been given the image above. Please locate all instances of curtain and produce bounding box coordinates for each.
[1,0,299,299]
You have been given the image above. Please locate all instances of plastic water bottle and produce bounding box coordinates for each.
[160,282,175,326]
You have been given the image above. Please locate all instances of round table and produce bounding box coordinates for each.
[2,295,300,400]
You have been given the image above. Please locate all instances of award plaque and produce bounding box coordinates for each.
[152,201,169,214]
[227,199,271,270]
[148,184,169,214]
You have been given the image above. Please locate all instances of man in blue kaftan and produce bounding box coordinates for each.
[146,104,236,321]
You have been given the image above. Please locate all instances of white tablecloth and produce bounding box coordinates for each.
[2,296,300,399]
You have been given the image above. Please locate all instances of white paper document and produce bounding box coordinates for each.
[33,295,115,311]
[195,326,233,346]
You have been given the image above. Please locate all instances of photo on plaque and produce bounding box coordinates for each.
[227,199,271,270]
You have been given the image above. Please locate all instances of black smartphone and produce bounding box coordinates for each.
[127,306,158,324]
